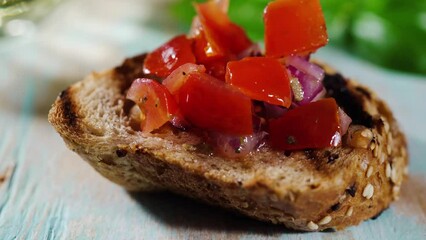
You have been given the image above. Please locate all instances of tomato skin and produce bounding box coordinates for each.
[268,98,341,150]
[177,72,253,135]
[192,1,253,80]
[162,63,206,95]
[194,1,252,58]
[226,57,292,108]
[143,35,196,78]
[264,0,328,57]
[126,78,182,133]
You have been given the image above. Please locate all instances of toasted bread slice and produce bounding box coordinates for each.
[48,54,408,231]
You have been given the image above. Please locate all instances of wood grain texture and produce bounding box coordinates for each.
[0,0,425,239]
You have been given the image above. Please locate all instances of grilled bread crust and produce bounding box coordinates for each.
[48,54,408,231]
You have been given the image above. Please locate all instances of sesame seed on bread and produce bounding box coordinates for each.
[48,54,408,231]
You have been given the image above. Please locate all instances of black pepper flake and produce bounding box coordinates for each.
[182,71,186,75]
[142,96,148,103]
[287,136,296,144]
[116,149,128,158]
[346,184,357,197]
[330,202,341,211]
[327,153,339,164]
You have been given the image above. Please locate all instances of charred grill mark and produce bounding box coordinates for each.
[323,73,374,128]
[355,86,372,100]
[59,88,79,130]
[114,54,148,93]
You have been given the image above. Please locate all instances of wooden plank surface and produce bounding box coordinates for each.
[1,0,425,239]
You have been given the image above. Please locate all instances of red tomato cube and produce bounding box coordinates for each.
[162,63,206,95]
[226,57,292,108]
[194,1,253,59]
[264,0,329,57]
[127,78,182,133]
[177,72,253,135]
[143,35,196,78]
[268,98,341,150]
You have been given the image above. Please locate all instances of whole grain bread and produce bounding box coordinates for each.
[48,54,408,231]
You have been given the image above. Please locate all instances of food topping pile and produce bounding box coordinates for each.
[126,0,352,157]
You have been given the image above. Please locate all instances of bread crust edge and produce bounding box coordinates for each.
[48,58,408,231]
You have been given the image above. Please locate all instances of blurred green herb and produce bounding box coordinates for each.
[170,0,426,75]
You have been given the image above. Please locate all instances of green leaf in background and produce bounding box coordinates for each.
[170,0,426,75]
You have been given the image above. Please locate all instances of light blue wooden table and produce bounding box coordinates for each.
[1,0,425,239]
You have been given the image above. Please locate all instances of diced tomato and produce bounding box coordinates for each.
[177,72,253,135]
[192,23,223,61]
[143,35,196,78]
[191,24,228,80]
[268,98,341,150]
[194,1,252,59]
[226,57,292,108]
[126,78,182,133]
[162,63,206,94]
[264,0,328,57]
[202,58,229,80]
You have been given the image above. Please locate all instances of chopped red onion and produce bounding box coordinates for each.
[330,131,342,147]
[237,43,262,59]
[311,87,326,102]
[339,107,352,136]
[264,102,288,119]
[209,131,268,158]
[288,66,324,105]
[287,56,324,81]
